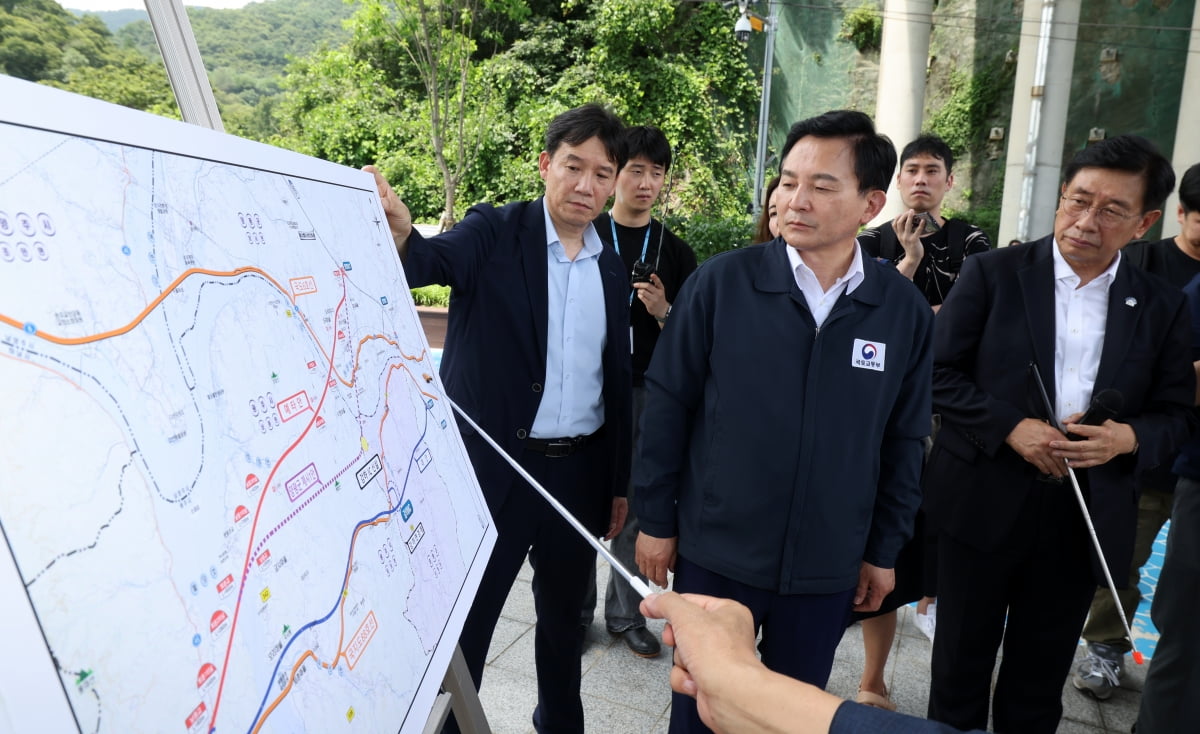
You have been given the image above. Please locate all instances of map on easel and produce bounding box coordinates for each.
[0,75,495,734]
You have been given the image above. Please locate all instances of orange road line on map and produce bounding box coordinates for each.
[0,264,440,409]
[0,266,293,345]
[332,515,391,667]
[251,649,321,734]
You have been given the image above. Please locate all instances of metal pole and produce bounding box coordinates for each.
[751,0,779,215]
[448,398,653,599]
[143,0,224,131]
[1029,363,1145,665]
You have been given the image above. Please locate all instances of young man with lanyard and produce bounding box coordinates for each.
[857,134,991,311]
[582,125,697,657]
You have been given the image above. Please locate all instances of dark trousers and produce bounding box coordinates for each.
[668,555,855,734]
[1137,476,1200,733]
[928,482,1097,734]
[581,385,649,631]
[445,442,604,734]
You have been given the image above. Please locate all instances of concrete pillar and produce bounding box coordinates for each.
[870,0,934,225]
[998,0,1081,245]
[1161,1,1200,238]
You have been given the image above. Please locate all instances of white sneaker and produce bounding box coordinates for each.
[914,602,936,642]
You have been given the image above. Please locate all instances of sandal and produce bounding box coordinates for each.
[856,688,898,712]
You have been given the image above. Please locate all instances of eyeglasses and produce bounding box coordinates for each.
[1059,196,1139,229]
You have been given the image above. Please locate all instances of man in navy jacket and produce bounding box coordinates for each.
[369,104,633,733]
[635,110,933,734]
[923,136,1194,733]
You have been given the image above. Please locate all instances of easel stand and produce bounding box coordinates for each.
[424,645,491,734]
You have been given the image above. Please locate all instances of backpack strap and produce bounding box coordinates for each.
[878,222,900,262]
[944,218,967,271]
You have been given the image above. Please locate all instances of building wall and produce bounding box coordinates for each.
[761,0,1195,243]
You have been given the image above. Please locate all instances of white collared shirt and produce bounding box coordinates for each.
[1052,241,1121,422]
[786,242,865,327]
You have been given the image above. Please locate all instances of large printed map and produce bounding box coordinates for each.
[0,77,494,733]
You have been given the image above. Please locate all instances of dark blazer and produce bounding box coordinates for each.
[403,200,632,534]
[923,236,1195,583]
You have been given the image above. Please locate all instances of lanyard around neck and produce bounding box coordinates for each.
[609,216,651,262]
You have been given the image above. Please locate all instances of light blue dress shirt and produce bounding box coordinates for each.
[530,199,607,438]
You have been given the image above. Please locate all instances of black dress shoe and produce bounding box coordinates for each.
[616,626,661,658]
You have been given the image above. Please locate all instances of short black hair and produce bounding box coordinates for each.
[779,110,896,194]
[900,134,954,173]
[1062,135,1175,212]
[545,104,628,171]
[623,126,672,172]
[1179,163,1200,213]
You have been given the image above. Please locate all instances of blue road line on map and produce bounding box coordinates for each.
[244,395,436,733]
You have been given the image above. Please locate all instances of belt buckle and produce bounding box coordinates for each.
[545,440,573,458]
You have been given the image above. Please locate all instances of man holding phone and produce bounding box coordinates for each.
[849,134,991,712]
[857,134,991,311]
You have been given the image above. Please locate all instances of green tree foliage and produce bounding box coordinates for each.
[45,51,179,117]
[347,0,528,231]
[115,0,353,138]
[838,3,882,54]
[1,0,178,115]
[278,0,759,223]
[2,0,120,81]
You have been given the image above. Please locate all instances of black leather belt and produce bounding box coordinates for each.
[525,429,601,458]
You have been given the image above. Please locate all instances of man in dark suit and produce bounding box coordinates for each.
[367,104,633,733]
[924,135,1195,733]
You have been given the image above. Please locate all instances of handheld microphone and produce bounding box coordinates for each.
[1068,388,1124,441]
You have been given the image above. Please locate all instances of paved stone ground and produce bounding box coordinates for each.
[471,557,1146,734]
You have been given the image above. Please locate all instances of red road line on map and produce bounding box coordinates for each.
[209,282,346,730]
[249,358,440,555]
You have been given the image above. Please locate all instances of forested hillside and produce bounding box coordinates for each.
[1,0,178,115]
[115,0,353,136]
[74,7,145,31]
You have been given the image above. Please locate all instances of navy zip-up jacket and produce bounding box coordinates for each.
[634,239,933,594]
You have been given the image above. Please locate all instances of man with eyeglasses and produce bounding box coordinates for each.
[922,135,1195,734]
[1070,161,1200,701]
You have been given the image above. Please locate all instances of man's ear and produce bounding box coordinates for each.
[537,151,551,181]
[1134,210,1163,239]
[861,189,887,224]
[946,171,955,191]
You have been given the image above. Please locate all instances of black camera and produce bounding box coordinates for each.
[630,260,656,286]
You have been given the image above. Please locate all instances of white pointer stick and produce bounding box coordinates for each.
[1030,365,1144,664]
[448,398,654,599]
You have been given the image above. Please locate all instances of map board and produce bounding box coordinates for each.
[0,75,496,734]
